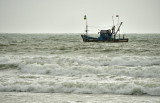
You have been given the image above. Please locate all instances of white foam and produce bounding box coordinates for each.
[0,55,160,96]
[0,77,160,96]
[0,55,160,78]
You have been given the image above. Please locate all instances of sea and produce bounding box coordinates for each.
[0,33,160,103]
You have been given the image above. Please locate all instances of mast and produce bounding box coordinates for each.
[112,16,116,40]
[112,16,114,27]
[86,20,88,35]
[117,15,119,25]
[84,15,88,35]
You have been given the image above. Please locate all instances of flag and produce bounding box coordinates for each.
[84,15,86,20]
[116,15,119,17]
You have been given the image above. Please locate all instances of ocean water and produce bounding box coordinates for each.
[0,33,160,103]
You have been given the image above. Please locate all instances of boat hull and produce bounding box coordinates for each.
[81,34,128,42]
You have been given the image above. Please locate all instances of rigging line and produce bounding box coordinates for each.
[88,23,121,29]
[88,25,112,28]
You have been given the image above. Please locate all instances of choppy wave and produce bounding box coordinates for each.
[0,75,160,96]
[0,55,160,96]
[0,34,160,96]
[0,55,160,78]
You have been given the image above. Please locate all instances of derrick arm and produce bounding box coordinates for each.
[115,22,123,35]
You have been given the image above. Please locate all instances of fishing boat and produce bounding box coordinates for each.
[81,15,128,42]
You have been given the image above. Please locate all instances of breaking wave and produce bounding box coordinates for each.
[0,55,160,95]
[0,77,160,96]
[0,55,160,77]
[0,33,160,97]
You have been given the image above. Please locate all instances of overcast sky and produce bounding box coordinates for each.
[0,0,160,33]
